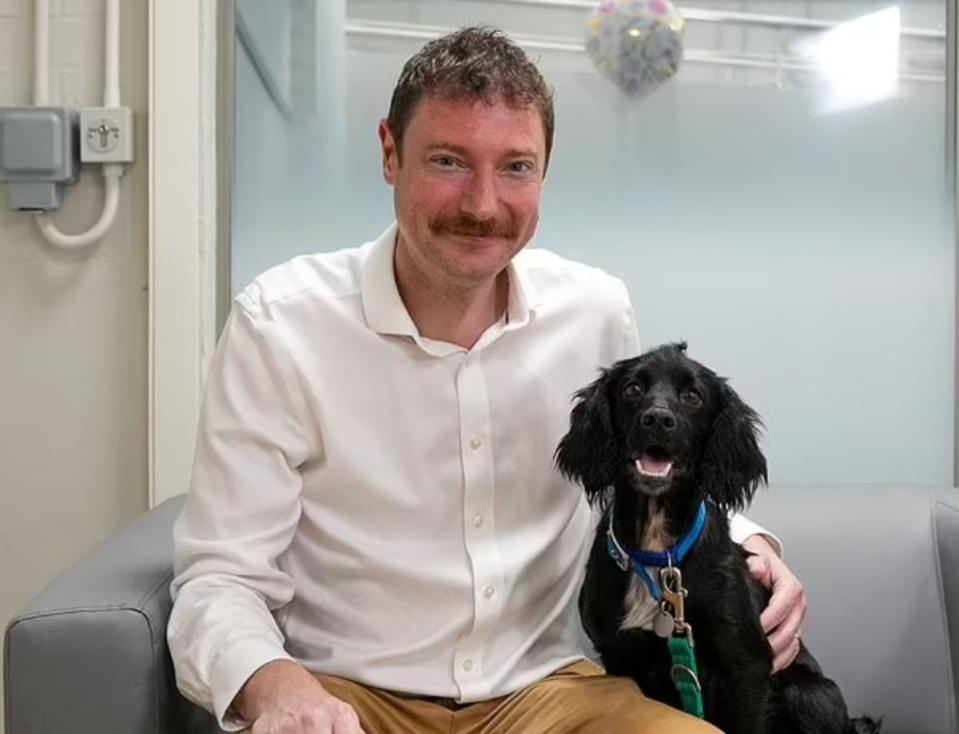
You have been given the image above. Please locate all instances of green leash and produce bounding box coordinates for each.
[668,634,704,719]
[657,566,705,719]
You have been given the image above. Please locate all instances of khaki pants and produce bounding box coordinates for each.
[243,660,720,734]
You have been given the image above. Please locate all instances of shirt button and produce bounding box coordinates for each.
[469,436,483,450]
[484,585,496,599]
[462,658,473,672]
[472,514,484,528]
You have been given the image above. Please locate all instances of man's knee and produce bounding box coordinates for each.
[532,671,722,733]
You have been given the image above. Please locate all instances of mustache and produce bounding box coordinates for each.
[431,214,516,239]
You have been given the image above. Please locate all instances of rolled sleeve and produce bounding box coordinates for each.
[729,512,783,558]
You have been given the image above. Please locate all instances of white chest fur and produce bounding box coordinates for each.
[618,506,672,632]
[619,573,662,632]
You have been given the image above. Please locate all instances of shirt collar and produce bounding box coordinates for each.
[360,222,419,337]
[360,221,542,338]
[504,249,539,331]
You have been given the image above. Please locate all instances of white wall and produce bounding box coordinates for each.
[0,0,149,729]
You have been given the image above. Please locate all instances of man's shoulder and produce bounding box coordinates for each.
[516,247,629,303]
[235,244,369,315]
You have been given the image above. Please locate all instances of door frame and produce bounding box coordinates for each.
[147,0,219,506]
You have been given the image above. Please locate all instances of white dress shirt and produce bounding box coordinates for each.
[168,223,774,730]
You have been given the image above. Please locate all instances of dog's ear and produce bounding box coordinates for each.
[555,369,620,505]
[700,381,767,512]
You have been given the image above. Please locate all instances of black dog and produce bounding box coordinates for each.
[555,343,879,734]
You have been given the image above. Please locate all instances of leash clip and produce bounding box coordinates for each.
[659,566,688,635]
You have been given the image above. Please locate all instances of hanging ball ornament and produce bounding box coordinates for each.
[586,0,686,96]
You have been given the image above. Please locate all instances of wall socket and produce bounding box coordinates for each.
[0,106,79,211]
[80,107,134,163]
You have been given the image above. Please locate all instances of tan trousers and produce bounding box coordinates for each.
[244,660,721,734]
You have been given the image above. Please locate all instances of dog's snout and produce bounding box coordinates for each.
[640,407,676,432]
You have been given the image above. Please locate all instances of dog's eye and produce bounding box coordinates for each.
[623,383,643,398]
[680,390,702,407]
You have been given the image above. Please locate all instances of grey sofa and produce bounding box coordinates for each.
[5,485,959,733]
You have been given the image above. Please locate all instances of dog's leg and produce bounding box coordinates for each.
[696,583,774,734]
[703,656,772,734]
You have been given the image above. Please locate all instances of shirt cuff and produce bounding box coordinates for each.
[210,637,295,731]
[729,512,783,558]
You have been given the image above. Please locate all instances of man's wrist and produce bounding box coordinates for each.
[233,659,304,721]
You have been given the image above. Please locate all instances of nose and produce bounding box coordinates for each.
[641,407,676,432]
[460,168,498,221]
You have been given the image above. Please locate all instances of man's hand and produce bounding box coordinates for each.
[742,534,807,674]
[235,659,366,734]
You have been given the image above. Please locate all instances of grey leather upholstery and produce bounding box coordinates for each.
[5,486,958,733]
[748,485,959,734]
[4,497,220,734]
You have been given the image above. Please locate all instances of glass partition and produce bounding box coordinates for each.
[228,0,955,487]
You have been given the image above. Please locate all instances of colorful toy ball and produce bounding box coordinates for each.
[586,0,686,96]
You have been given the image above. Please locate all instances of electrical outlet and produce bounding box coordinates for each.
[80,106,134,163]
[0,106,79,210]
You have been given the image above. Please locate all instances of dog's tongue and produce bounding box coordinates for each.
[637,455,673,478]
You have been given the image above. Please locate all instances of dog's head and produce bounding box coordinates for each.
[555,342,767,512]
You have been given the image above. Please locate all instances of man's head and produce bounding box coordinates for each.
[386,26,554,169]
[378,27,555,294]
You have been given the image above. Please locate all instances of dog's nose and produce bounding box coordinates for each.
[641,407,676,432]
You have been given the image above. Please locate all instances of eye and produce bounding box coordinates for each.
[432,155,461,169]
[680,390,702,407]
[623,383,643,398]
[507,160,534,175]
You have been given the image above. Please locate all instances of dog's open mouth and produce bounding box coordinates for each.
[636,446,673,479]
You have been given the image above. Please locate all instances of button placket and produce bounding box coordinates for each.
[454,355,504,700]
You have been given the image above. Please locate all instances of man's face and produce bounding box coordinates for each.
[378,95,546,292]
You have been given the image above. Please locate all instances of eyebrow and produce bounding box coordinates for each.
[425,143,540,160]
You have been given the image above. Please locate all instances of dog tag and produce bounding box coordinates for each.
[653,606,675,638]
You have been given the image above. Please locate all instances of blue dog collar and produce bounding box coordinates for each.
[606,501,708,601]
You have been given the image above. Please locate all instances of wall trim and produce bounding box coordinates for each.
[148,0,218,508]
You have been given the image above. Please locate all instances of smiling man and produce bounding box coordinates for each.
[168,27,805,734]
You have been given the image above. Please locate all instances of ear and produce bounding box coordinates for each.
[378,119,399,184]
[700,381,768,512]
[554,369,620,506]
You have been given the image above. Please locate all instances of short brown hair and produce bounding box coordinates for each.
[386,26,555,169]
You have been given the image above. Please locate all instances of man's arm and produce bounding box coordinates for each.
[741,534,807,673]
[729,514,807,671]
[168,298,361,731]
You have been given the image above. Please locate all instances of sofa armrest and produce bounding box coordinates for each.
[4,496,219,734]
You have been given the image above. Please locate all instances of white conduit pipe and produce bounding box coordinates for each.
[34,0,125,249]
[33,0,49,105]
[103,0,120,108]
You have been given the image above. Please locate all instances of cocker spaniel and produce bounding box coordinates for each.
[555,342,879,734]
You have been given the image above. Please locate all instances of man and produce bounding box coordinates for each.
[169,27,805,734]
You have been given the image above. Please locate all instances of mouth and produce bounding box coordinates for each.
[446,229,510,243]
[449,231,496,242]
[634,446,674,480]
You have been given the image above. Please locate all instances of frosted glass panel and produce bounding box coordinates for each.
[231,0,954,487]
